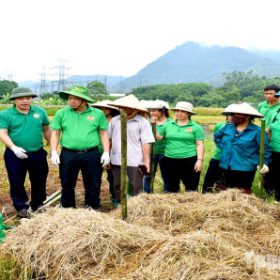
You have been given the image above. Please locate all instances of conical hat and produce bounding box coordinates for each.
[91,100,119,111]
[108,94,148,112]
[223,102,263,118]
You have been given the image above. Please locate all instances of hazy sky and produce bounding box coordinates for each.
[1,0,280,81]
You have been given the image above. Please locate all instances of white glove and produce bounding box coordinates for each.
[259,164,269,174]
[10,145,28,159]
[51,150,60,167]
[100,152,110,168]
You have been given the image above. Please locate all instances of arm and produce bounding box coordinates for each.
[194,140,204,172]
[43,125,51,145]
[0,129,16,149]
[99,130,109,153]
[141,143,151,173]
[50,130,61,167]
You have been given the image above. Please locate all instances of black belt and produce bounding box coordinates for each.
[62,147,98,153]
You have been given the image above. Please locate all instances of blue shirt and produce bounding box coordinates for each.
[214,123,271,171]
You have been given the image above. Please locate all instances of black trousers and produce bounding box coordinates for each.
[221,169,256,192]
[4,148,48,211]
[59,149,102,208]
[264,151,280,200]
[161,156,200,192]
[202,158,225,192]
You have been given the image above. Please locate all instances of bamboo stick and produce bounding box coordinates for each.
[258,119,265,189]
[43,190,61,205]
[120,111,127,220]
[149,122,157,193]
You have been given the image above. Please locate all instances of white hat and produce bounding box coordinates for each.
[140,99,169,110]
[170,101,196,114]
[108,94,148,113]
[92,100,119,110]
[222,102,263,118]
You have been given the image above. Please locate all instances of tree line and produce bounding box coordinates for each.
[1,71,280,107]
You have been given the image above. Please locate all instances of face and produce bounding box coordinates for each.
[175,110,190,121]
[67,95,86,109]
[13,96,32,111]
[232,113,250,125]
[123,107,138,119]
[101,108,112,117]
[264,90,278,102]
[149,109,162,119]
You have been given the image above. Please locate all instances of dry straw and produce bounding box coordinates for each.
[1,190,280,279]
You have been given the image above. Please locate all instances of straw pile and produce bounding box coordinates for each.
[1,190,280,279]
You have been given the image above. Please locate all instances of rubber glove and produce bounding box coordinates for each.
[10,145,28,159]
[259,164,269,174]
[100,152,110,167]
[51,150,60,167]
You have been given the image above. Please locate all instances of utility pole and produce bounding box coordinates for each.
[52,59,70,92]
[39,67,47,94]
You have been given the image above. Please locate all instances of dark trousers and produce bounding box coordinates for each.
[4,148,48,211]
[59,149,102,208]
[264,151,280,200]
[161,156,200,192]
[202,158,224,192]
[144,154,168,193]
[221,169,256,193]
[111,165,144,202]
[107,169,116,200]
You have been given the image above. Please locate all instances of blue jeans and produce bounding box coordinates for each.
[144,154,167,193]
[4,148,48,211]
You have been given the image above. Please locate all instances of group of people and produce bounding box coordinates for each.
[0,83,279,218]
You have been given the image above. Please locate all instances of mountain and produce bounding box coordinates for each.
[114,42,280,92]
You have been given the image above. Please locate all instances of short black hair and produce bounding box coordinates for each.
[264,84,280,92]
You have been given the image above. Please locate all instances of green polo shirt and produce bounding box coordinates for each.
[159,119,205,158]
[212,122,226,160]
[51,106,108,150]
[267,109,280,152]
[0,105,50,152]
[258,101,280,125]
[155,117,172,155]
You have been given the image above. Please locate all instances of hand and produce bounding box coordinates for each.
[10,145,28,159]
[100,152,110,168]
[258,164,269,174]
[150,117,157,124]
[194,159,203,172]
[51,150,60,167]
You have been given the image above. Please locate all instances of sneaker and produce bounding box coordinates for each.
[17,208,29,219]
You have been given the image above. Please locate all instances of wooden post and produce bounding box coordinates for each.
[120,110,128,220]
[149,122,157,193]
[258,119,265,189]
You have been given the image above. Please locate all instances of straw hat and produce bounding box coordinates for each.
[222,102,263,118]
[108,94,148,113]
[170,101,196,114]
[91,100,119,111]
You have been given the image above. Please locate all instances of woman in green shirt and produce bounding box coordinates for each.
[157,102,205,192]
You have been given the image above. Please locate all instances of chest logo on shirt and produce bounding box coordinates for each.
[87,115,94,121]
[186,127,192,133]
[33,113,40,119]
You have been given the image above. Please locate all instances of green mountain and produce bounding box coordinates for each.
[117,42,280,92]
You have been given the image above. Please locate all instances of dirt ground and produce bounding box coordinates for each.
[0,162,113,222]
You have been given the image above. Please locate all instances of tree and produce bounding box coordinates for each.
[87,81,108,101]
[0,80,18,97]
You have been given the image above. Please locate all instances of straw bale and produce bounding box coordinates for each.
[1,208,168,279]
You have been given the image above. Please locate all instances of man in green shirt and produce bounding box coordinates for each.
[258,84,280,124]
[50,86,110,209]
[0,87,51,218]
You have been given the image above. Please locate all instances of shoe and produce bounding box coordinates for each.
[17,208,29,219]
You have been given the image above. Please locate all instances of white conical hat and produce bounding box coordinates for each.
[108,94,148,112]
[223,102,263,118]
[91,100,119,110]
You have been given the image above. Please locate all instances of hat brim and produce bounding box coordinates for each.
[222,111,263,118]
[10,93,38,100]
[275,93,280,97]
[92,103,119,111]
[170,107,196,114]
[108,104,148,113]
[59,91,94,103]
